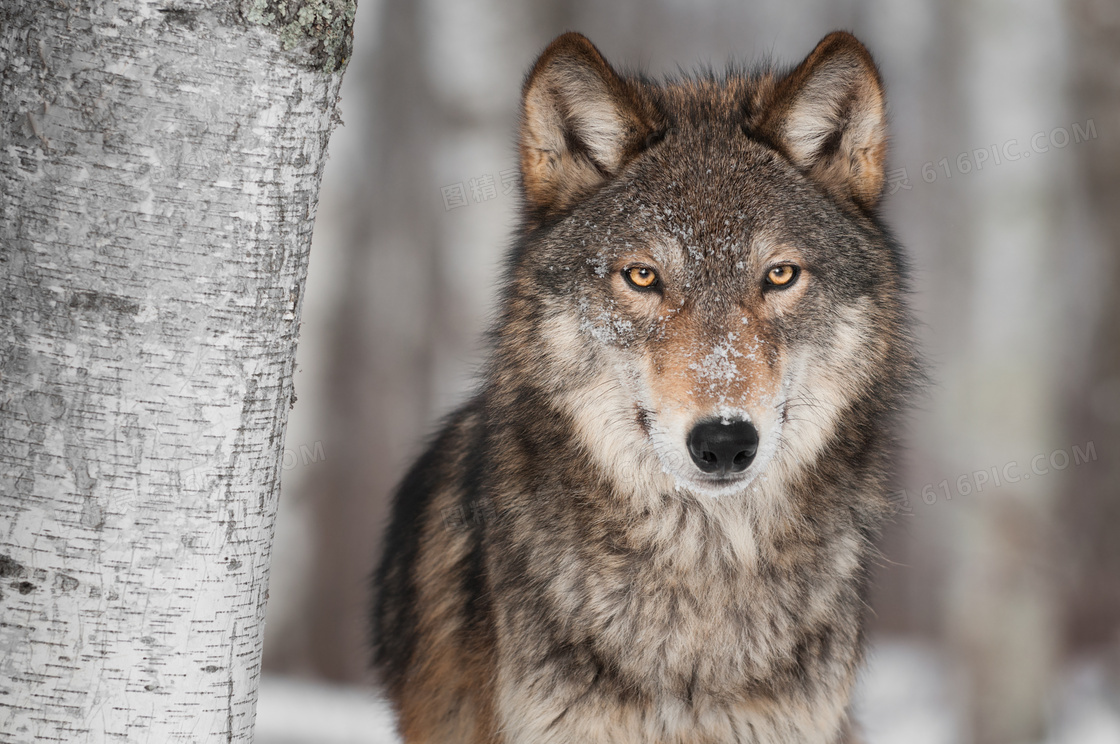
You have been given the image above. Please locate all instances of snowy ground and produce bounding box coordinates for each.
[255,638,1120,744]
[255,675,398,744]
[855,641,1120,744]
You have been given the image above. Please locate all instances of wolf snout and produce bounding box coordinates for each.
[686,418,760,476]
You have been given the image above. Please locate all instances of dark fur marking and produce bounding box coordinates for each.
[458,417,494,641]
[371,405,476,688]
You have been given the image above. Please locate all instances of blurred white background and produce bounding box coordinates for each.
[258,0,1120,742]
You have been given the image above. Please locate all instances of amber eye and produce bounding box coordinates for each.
[623,265,659,290]
[765,264,799,288]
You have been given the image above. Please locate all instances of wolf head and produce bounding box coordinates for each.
[496,32,915,502]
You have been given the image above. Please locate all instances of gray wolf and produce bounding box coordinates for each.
[373,29,918,744]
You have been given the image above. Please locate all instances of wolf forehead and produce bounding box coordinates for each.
[543,144,839,265]
[625,77,812,201]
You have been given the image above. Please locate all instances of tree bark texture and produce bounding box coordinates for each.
[0,1,350,741]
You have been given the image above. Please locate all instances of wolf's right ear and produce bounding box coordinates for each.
[755,32,888,210]
[519,33,662,224]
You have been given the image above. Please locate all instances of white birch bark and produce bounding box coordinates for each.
[0,1,351,741]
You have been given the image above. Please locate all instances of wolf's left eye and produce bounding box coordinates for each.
[623,266,660,291]
[765,264,800,288]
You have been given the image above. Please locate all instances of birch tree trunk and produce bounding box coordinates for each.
[0,1,351,741]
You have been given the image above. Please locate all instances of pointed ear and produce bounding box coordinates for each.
[519,32,662,222]
[756,32,888,210]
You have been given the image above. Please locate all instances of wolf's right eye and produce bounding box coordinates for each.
[765,264,800,288]
[623,266,660,291]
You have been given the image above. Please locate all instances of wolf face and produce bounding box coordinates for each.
[507,32,911,501]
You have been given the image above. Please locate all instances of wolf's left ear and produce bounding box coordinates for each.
[519,32,662,223]
[756,32,887,210]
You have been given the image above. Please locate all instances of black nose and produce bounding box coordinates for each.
[686,418,759,476]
